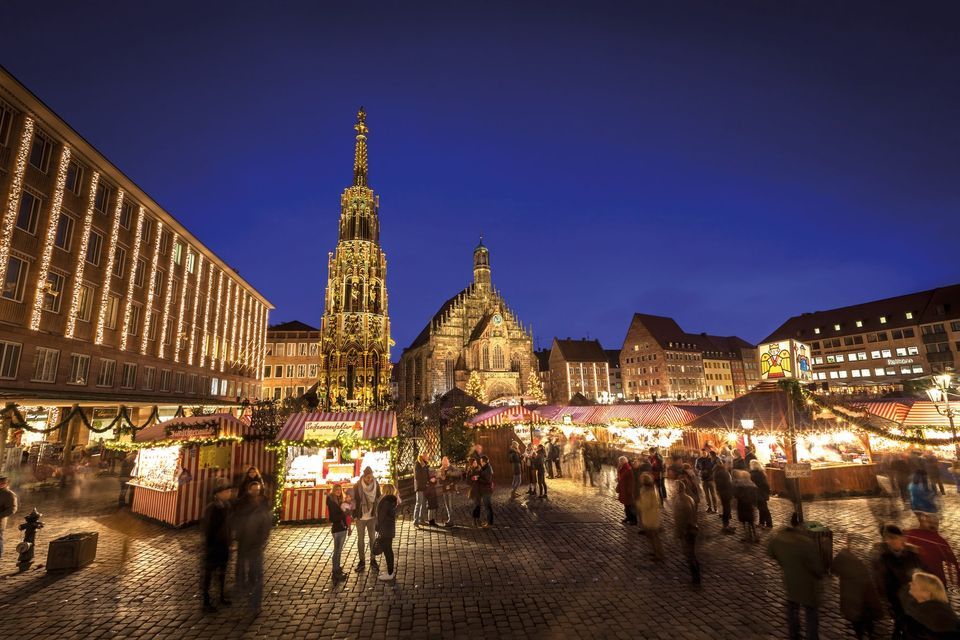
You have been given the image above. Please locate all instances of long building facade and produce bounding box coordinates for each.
[0,67,272,434]
[318,108,392,409]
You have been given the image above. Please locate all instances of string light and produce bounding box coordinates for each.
[173,248,190,363]
[64,171,100,339]
[140,220,163,354]
[210,269,223,370]
[261,306,270,382]
[229,281,240,364]
[94,190,125,344]
[220,279,232,373]
[236,292,247,368]
[29,145,71,331]
[0,117,34,286]
[157,231,178,359]
[200,261,214,367]
[119,207,145,351]
[186,254,204,366]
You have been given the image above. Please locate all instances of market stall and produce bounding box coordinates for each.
[126,413,266,527]
[468,405,547,484]
[272,411,397,523]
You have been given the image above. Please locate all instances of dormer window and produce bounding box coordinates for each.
[814,328,821,335]
[855,320,863,328]
[834,324,841,331]
[905,312,913,320]
[880,316,887,324]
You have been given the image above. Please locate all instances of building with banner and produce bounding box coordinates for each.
[0,67,272,459]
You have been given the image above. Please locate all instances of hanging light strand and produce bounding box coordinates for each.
[119,207,145,351]
[29,145,71,331]
[94,189,125,344]
[0,117,35,286]
[64,170,100,339]
[139,220,163,354]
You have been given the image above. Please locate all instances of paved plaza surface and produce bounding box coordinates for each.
[0,472,958,640]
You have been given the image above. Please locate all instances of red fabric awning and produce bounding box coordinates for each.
[468,405,545,426]
[277,411,398,441]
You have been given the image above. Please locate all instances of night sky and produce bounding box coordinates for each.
[3,2,958,355]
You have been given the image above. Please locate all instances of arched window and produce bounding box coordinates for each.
[492,345,505,370]
[510,354,521,372]
[444,358,455,392]
[482,345,490,370]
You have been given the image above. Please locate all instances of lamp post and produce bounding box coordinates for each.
[926,373,960,462]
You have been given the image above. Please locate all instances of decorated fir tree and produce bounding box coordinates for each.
[525,369,546,404]
[465,371,486,404]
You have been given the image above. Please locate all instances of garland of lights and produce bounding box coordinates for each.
[187,253,204,365]
[1,402,164,435]
[29,145,71,331]
[221,279,232,372]
[94,190,125,344]
[237,293,248,368]
[105,434,243,451]
[173,248,191,363]
[64,170,100,338]
[256,304,267,380]
[119,207,145,351]
[0,117,34,286]
[200,261,214,367]
[211,269,223,369]
[229,281,239,364]
[140,220,163,354]
[157,231,179,359]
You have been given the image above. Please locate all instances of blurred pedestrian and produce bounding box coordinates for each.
[638,473,663,560]
[696,449,718,513]
[508,443,522,497]
[201,480,234,612]
[425,473,440,527]
[353,467,381,571]
[905,513,959,589]
[732,449,747,471]
[375,484,399,581]
[548,437,562,478]
[238,466,264,497]
[714,461,735,534]
[0,476,18,560]
[681,463,701,511]
[768,513,825,640]
[892,455,911,502]
[899,571,960,637]
[733,469,759,543]
[118,452,135,506]
[910,470,939,516]
[234,480,272,614]
[923,452,945,496]
[673,479,700,586]
[476,456,494,528]
[833,534,885,639]
[616,456,637,525]
[438,456,457,527]
[872,523,924,637]
[749,460,773,529]
[326,483,349,581]
[525,444,538,494]
[533,445,548,498]
[413,453,430,527]
[649,447,666,505]
[467,458,481,526]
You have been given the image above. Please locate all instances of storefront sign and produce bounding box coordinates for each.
[169,427,217,441]
[785,463,812,478]
[304,421,362,441]
[886,358,913,366]
[758,339,813,382]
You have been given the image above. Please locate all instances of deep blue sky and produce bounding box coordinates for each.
[4,2,959,355]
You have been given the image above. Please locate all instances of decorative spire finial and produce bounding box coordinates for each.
[353,106,368,187]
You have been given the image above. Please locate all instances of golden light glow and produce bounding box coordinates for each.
[187,253,204,365]
[140,220,163,354]
[210,269,223,369]
[174,247,191,363]
[29,145,71,331]
[119,207,145,351]
[0,117,34,286]
[65,170,100,339]
[237,293,248,367]
[157,231,179,359]
[229,283,240,364]
[94,189,125,344]
[221,279,232,372]
[199,261,214,367]
[259,305,269,380]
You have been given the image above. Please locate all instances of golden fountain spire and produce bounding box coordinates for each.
[353,106,368,187]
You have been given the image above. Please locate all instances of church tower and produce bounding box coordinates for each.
[319,108,392,409]
[473,236,491,292]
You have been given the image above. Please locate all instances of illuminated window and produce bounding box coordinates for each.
[855,320,863,328]
[851,370,861,378]
[104,294,120,330]
[41,272,64,313]
[907,346,919,356]
[905,312,913,319]
[834,324,841,331]
[173,242,183,265]
[814,328,821,334]
[912,365,923,374]
[0,341,22,380]
[879,316,887,324]
[67,354,90,385]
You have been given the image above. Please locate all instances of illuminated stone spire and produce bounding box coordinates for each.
[353,106,368,187]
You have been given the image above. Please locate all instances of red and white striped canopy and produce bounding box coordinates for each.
[469,405,545,426]
[852,400,914,424]
[277,411,398,441]
[135,413,249,443]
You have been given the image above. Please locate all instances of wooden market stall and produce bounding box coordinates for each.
[467,405,546,485]
[128,413,271,527]
[273,411,397,523]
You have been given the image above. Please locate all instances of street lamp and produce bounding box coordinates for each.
[925,373,959,461]
[740,418,754,449]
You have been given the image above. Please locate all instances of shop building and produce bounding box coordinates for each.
[547,338,611,404]
[762,283,960,390]
[263,321,320,401]
[0,67,272,447]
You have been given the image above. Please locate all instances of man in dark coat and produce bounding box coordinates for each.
[768,514,826,640]
[833,538,885,639]
[713,461,735,533]
[475,456,495,528]
[201,479,234,612]
[673,479,700,586]
[234,480,272,614]
[649,447,666,505]
[872,524,924,637]
[413,454,430,526]
[508,443,522,496]
[616,456,637,525]
[548,438,562,478]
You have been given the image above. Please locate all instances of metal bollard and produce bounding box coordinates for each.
[16,508,44,572]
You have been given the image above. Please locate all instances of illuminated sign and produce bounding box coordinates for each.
[304,421,362,441]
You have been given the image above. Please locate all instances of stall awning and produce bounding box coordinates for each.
[533,405,596,424]
[468,405,545,426]
[277,411,398,441]
[900,401,954,428]
[852,400,914,424]
[134,413,248,443]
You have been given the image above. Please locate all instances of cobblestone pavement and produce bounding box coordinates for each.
[0,471,958,640]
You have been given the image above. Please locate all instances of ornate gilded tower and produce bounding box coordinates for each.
[319,108,392,409]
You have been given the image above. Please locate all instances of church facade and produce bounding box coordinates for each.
[397,241,538,406]
[318,108,392,409]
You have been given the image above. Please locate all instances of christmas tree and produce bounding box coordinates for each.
[466,371,486,404]
[525,369,546,403]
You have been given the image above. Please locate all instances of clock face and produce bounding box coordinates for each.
[493,313,502,325]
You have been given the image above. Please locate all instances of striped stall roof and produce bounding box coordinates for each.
[901,401,954,428]
[530,403,700,427]
[277,411,398,441]
[135,413,249,443]
[852,400,914,424]
[469,405,546,426]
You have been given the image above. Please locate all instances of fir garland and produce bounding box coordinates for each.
[2,403,166,435]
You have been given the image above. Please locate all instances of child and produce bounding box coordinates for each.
[425,472,439,527]
[340,484,355,534]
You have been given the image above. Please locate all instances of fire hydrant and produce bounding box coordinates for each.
[16,508,43,572]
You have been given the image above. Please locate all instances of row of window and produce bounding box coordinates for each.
[812,365,924,380]
[812,313,915,335]
[262,386,305,401]
[264,342,318,357]
[704,360,731,369]
[263,364,318,379]
[811,346,920,365]
[624,353,658,364]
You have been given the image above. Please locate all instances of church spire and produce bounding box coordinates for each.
[353,106,369,187]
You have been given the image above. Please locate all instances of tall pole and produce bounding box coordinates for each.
[787,387,804,524]
[941,383,960,461]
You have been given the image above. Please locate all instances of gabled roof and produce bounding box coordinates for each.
[406,287,471,351]
[268,320,319,333]
[629,314,702,351]
[700,334,755,358]
[553,338,607,363]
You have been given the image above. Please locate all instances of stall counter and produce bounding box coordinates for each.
[130,484,180,526]
[766,462,879,498]
[281,486,333,522]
